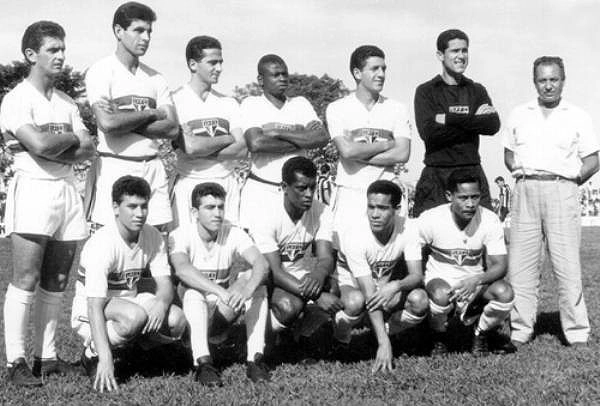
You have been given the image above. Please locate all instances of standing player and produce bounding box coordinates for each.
[327,45,412,231]
[413,29,500,217]
[0,21,95,386]
[504,57,599,347]
[239,54,329,231]
[171,36,247,229]
[334,180,426,373]
[416,170,515,355]
[494,176,510,222]
[85,1,178,230]
[170,183,270,385]
[251,157,341,337]
[72,176,186,392]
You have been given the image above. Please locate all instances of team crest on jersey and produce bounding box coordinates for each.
[48,123,65,134]
[281,242,309,262]
[124,269,142,289]
[450,249,469,266]
[189,118,230,137]
[203,271,217,281]
[132,96,150,111]
[449,105,469,114]
[351,128,392,144]
[372,260,395,281]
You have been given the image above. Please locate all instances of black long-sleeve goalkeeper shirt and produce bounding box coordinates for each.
[414,74,500,167]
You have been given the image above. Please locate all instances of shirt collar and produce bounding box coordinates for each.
[432,74,473,87]
[525,98,570,111]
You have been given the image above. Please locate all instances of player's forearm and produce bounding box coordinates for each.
[504,148,518,172]
[153,277,175,306]
[362,143,410,167]
[481,255,508,284]
[95,108,158,135]
[27,131,81,159]
[446,112,500,135]
[52,133,97,163]
[276,127,330,149]
[135,117,180,140]
[579,153,599,185]
[312,256,335,283]
[368,309,390,345]
[88,298,113,363]
[245,131,298,153]
[183,134,235,157]
[173,263,223,296]
[272,268,303,296]
[214,139,248,159]
[335,138,393,161]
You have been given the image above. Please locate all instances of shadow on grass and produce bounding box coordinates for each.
[533,311,568,345]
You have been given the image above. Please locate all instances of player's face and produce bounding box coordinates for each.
[190,48,223,84]
[534,63,564,106]
[259,63,289,97]
[447,182,481,222]
[283,172,316,212]
[26,36,65,77]
[354,56,386,93]
[193,195,225,233]
[367,193,396,233]
[116,19,152,57]
[437,38,469,75]
[113,194,148,232]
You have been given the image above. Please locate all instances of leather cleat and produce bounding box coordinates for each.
[472,333,489,357]
[194,358,222,387]
[246,353,270,383]
[7,358,43,387]
[32,356,80,377]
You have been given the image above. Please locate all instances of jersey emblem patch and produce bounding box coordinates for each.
[48,123,65,134]
[449,105,469,114]
[188,118,230,137]
[450,249,468,266]
[132,96,150,111]
[124,269,142,289]
[281,242,310,263]
[372,260,395,281]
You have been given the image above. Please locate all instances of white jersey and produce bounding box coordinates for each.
[336,216,420,284]
[75,222,170,299]
[169,221,254,286]
[172,85,242,179]
[326,93,412,188]
[240,95,320,183]
[252,199,333,274]
[85,54,172,156]
[416,204,506,281]
[0,80,86,179]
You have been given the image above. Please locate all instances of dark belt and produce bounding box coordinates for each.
[516,174,575,183]
[247,172,280,187]
[99,151,158,162]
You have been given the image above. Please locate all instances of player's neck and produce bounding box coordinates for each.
[372,223,394,245]
[264,91,286,109]
[115,46,140,73]
[189,78,212,101]
[441,69,462,85]
[451,211,470,230]
[116,222,141,247]
[284,200,304,223]
[196,223,218,244]
[27,71,55,99]
[355,86,380,109]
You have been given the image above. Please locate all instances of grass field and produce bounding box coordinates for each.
[0,230,600,405]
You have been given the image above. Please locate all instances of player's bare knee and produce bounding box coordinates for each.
[271,295,302,325]
[406,289,429,316]
[488,280,514,303]
[426,279,452,306]
[39,274,69,292]
[119,306,148,338]
[168,305,187,338]
[216,301,240,323]
[12,270,40,291]
[341,289,365,316]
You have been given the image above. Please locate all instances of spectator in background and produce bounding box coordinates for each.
[494,176,511,221]
[316,163,333,205]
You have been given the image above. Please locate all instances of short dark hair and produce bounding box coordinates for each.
[446,169,481,193]
[282,156,317,185]
[436,29,469,52]
[21,21,65,60]
[186,35,221,64]
[533,56,565,80]
[349,45,385,75]
[113,2,156,30]
[112,175,151,204]
[494,176,505,183]
[257,54,286,75]
[367,180,402,208]
[191,182,226,209]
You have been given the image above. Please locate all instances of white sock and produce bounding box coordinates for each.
[429,300,453,333]
[334,310,363,344]
[33,287,63,360]
[269,309,287,333]
[477,300,513,333]
[182,289,210,365]
[4,284,35,365]
[245,287,268,362]
[387,309,426,335]
[106,320,130,347]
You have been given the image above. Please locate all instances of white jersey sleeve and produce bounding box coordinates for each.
[155,73,172,108]
[0,90,34,134]
[325,102,343,140]
[230,226,255,256]
[403,219,422,261]
[84,61,110,105]
[168,227,190,256]
[147,227,171,278]
[483,213,507,256]
[80,236,112,298]
[343,237,371,279]
[296,96,320,126]
[314,206,333,242]
[392,102,412,140]
[251,215,279,254]
[239,97,261,132]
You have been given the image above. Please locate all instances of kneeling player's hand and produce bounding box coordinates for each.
[227,285,250,313]
[449,276,480,303]
[143,299,168,334]
[94,360,118,393]
[372,340,394,374]
[315,292,344,315]
[366,283,398,312]
[300,275,323,300]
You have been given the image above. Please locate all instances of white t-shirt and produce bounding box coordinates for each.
[0,80,86,179]
[252,199,333,274]
[76,222,170,298]
[172,85,242,179]
[169,221,254,286]
[240,95,320,183]
[502,99,599,179]
[326,93,412,188]
[336,216,420,284]
[416,203,506,281]
[85,55,172,156]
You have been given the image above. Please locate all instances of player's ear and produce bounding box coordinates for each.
[113,24,124,39]
[112,201,120,216]
[445,190,453,202]
[190,207,199,221]
[281,181,288,193]
[23,48,37,65]
[352,67,361,82]
[257,74,264,87]
[436,50,444,62]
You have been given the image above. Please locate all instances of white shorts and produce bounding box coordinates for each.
[88,156,172,227]
[333,267,359,289]
[71,292,157,346]
[179,270,255,313]
[6,173,87,240]
[239,177,282,231]
[424,271,485,325]
[172,172,241,230]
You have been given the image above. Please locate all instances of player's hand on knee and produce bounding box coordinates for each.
[227,285,249,313]
[366,284,396,312]
[94,360,118,393]
[315,292,344,315]
[300,275,323,300]
[142,300,168,334]
[372,340,394,374]
[449,276,480,303]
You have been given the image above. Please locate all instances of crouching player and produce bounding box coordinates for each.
[169,183,270,386]
[334,180,427,373]
[416,169,516,356]
[72,176,187,392]
[251,157,341,340]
